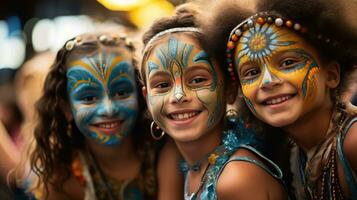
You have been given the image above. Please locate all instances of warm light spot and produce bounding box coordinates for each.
[97,0,152,11]
[129,0,174,29]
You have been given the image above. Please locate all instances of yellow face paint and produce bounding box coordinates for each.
[234,23,324,127]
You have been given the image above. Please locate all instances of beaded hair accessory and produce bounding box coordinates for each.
[225,12,333,81]
[65,33,134,51]
[142,27,201,55]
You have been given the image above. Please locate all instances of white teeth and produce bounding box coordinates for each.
[171,112,198,120]
[266,95,291,105]
[98,122,118,129]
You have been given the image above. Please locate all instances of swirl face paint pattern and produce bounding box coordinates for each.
[145,35,225,142]
[235,23,323,126]
[67,51,139,145]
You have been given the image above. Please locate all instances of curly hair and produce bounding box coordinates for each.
[29,32,156,198]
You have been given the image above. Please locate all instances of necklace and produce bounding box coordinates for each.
[184,162,211,200]
[180,145,225,173]
[87,149,117,200]
[298,103,347,200]
[182,120,259,200]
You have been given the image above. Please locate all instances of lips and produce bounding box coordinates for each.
[169,111,200,121]
[166,110,202,126]
[91,120,122,135]
[262,94,296,105]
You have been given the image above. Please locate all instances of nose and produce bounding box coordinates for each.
[169,64,190,104]
[260,64,282,89]
[169,77,190,104]
[97,97,114,117]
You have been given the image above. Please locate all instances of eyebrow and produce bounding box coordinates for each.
[185,65,212,74]
[148,61,160,76]
[193,51,211,64]
[67,68,101,92]
[148,70,171,80]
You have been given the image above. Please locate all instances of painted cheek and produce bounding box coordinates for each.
[73,105,97,136]
[147,92,166,128]
[241,73,261,102]
[195,84,224,128]
[270,64,308,89]
[302,66,320,107]
[113,97,139,137]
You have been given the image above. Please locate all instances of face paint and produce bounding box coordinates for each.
[145,35,225,142]
[235,23,326,127]
[67,51,139,145]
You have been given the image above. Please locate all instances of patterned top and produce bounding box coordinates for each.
[290,102,357,200]
[181,119,285,200]
[71,147,157,200]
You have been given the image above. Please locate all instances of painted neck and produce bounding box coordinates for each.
[283,102,334,152]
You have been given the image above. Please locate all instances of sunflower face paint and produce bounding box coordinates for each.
[145,35,225,142]
[235,23,325,127]
[67,50,139,145]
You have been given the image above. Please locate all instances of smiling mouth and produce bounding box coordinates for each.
[263,94,296,105]
[92,121,122,134]
[168,111,201,121]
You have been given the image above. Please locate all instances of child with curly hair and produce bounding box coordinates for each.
[202,0,357,199]
[29,32,157,200]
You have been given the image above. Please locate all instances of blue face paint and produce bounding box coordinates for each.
[67,52,139,146]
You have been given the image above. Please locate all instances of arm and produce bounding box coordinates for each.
[343,122,357,175]
[216,149,287,200]
[0,121,20,184]
[157,138,183,200]
[44,175,84,200]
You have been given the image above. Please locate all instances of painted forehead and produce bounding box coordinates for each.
[146,34,212,75]
[67,51,135,90]
[235,23,316,66]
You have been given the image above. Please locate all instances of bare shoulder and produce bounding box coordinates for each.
[46,174,84,200]
[157,138,183,200]
[343,120,357,172]
[157,138,181,175]
[216,149,287,200]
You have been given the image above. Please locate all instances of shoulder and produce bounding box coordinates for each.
[157,139,183,200]
[216,148,286,200]
[41,172,84,200]
[157,138,181,173]
[342,118,357,173]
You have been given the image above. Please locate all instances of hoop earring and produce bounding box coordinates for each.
[150,121,165,140]
[67,122,72,137]
[237,88,244,98]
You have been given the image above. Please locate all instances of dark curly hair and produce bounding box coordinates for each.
[29,32,156,198]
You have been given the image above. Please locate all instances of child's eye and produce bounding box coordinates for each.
[115,90,130,99]
[155,82,170,89]
[243,68,260,78]
[81,96,97,103]
[281,59,298,69]
[190,77,207,84]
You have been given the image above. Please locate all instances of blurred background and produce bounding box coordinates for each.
[0,0,188,69]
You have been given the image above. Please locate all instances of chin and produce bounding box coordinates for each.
[169,130,203,143]
[264,115,298,128]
